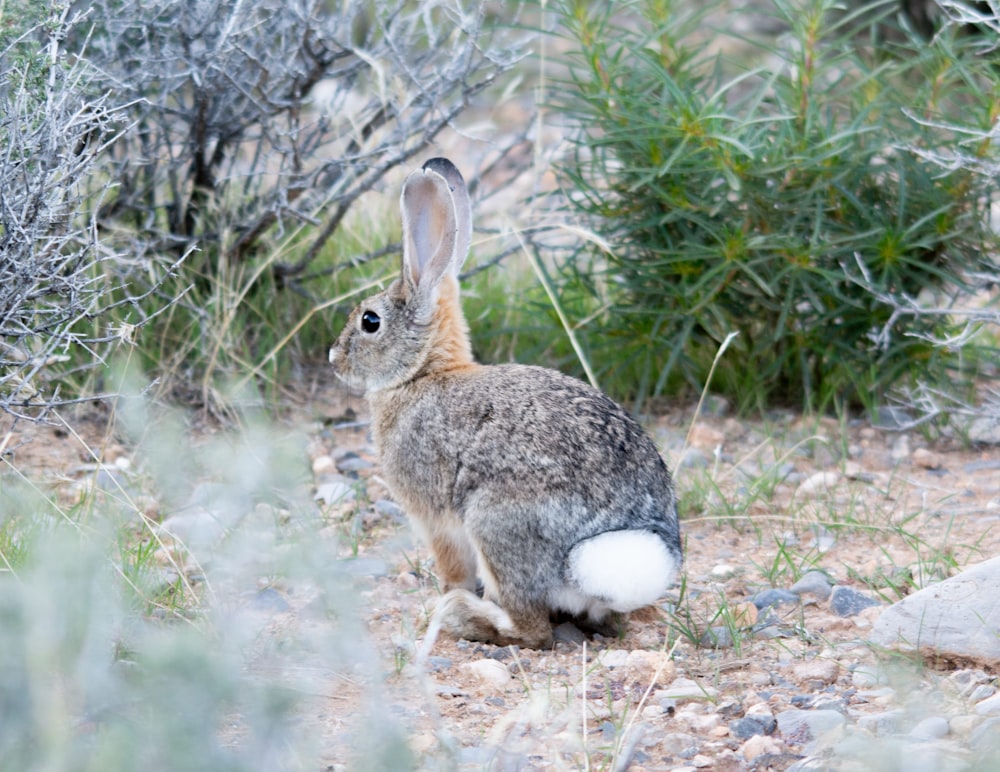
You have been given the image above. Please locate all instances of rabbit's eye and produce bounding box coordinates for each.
[360,310,381,334]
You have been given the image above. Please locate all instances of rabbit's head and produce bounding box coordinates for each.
[329,158,474,393]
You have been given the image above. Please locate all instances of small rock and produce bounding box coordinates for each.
[311,455,336,477]
[850,664,885,688]
[315,478,356,505]
[252,587,290,612]
[426,656,453,672]
[740,734,783,761]
[891,434,912,462]
[625,649,677,686]
[373,499,405,522]
[659,731,700,756]
[685,712,722,734]
[790,570,834,601]
[910,716,950,740]
[409,732,436,754]
[949,714,979,736]
[795,471,841,498]
[964,458,1000,473]
[730,714,777,739]
[699,626,735,649]
[912,447,945,470]
[829,586,880,617]
[731,601,759,628]
[810,525,837,553]
[711,563,736,580]
[159,508,225,548]
[661,678,718,703]
[679,448,710,470]
[791,659,839,686]
[944,668,992,697]
[459,659,511,689]
[776,709,846,746]
[750,588,800,610]
[969,717,1000,753]
[553,621,586,644]
[598,649,629,668]
[969,684,997,703]
[967,416,1000,445]
[715,698,744,720]
[338,557,389,578]
[857,709,904,735]
[689,423,724,451]
[336,452,374,473]
[975,693,1000,716]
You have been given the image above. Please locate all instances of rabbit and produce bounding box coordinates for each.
[328,157,682,648]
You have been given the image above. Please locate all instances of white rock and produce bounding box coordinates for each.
[459,659,510,690]
[711,563,736,579]
[598,649,629,669]
[311,455,336,477]
[910,716,950,740]
[912,447,945,470]
[776,708,846,745]
[315,478,356,505]
[660,677,718,702]
[851,663,885,688]
[158,508,224,547]
[741,734,783,761]
[975,693,1000,716]
[795,471,841,499]
[625,649,676,685]
[870,556,1000,670]
[967,416,1000,444]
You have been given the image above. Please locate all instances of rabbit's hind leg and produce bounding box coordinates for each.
[427,522,478,593]
[435,589,552,649]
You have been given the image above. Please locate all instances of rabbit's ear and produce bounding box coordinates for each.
[400,158,471,311]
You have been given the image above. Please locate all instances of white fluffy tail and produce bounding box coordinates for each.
[568,530,679,612]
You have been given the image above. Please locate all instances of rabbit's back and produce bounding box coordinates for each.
[373,363,680,556]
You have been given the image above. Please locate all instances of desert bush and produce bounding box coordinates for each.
[0,4,184,422]
[548,0,999,413]
[0,384,411,770]
[55,0,528,403]
[78,0,523,276]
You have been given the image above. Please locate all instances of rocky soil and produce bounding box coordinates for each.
[292,387,1000,771]
[4,388,999,771]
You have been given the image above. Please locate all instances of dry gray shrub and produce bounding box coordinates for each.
[77,0,528,293]
[1,5,185,422]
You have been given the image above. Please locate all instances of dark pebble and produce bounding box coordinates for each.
[750,588,801,610]
[338,557,389,578]
[427,656,453,672]
[829,585,881,617]
[964,459,1000,473]
[729,714,777,739]
[252,587,290,612]
[336,451,374,473]
[553,621,586,645]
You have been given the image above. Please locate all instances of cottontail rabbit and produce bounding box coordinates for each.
[329,157,682,648]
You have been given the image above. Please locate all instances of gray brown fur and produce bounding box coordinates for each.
[329,157,682,648]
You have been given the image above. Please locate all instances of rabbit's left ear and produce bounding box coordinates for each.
[400,158,471,309]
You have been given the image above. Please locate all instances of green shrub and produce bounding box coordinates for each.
[549,0,999,413]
